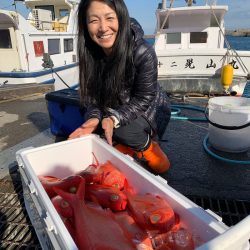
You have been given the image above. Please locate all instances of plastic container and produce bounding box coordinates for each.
[16,135,250,250]
[208,96,250,152]
[45,88,86,137]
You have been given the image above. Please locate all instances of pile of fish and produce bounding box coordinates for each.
[38,156,203,250]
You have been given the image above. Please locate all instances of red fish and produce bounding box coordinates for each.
[76,164,101,184]
[98,161,127,189]
[52,196,106,236]
[61,217,76,242]
[151,227,195,250]
[115,211,154,250]
[77,160,127,190]
[172,213,181,231]
[52,195,73,218]
[76,152,100,184]
[85,184,127,211]
[127,193,175,233]
[38,175,61,198]
[53,177,135,250]
[39,175,83,199]
[148,212,181,238]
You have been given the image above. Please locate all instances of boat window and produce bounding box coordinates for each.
[64,39,73,52]
[0,29,12,49]
[190,32,207,43]
[48,39,61,55]
[35,5,55,20]
[166,33,181,44]
[60,9,69,17]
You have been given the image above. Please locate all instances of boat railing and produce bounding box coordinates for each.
[160,0,217,8]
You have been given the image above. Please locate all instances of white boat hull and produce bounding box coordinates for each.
[0,63,79,90]
[153,3,250,95]
[156,49,250,95]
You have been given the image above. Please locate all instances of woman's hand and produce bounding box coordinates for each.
[68,118,99,139]
[102,117,114,145]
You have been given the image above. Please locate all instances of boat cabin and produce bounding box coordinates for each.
[25,0,79,32]
[0,10,22,72]
[154,0,228,51]
[0,0,79,86]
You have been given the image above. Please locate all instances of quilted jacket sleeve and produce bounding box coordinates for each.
[84,104,102,121]
[108,42,158,126]
[84,94,102,121]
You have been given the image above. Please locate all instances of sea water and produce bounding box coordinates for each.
[146,36,250,51]
[226,36,250,51]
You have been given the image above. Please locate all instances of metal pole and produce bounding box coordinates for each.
[162,0,167,9]
[13,0,19,25]
[13,0,17,12]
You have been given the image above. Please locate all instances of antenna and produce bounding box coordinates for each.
[12,0,20,24]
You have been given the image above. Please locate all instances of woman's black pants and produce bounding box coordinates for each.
[112,116,152,151]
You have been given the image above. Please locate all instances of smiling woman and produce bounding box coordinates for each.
[86,1,119,55]
[70,0,171,174]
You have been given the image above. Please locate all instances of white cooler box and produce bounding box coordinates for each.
[16,135,250,250]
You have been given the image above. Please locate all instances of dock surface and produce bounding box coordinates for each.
[0,85,250,248]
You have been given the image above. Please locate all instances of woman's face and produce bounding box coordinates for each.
[87,0,119,55]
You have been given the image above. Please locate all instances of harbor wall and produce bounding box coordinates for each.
[226,29,250,37]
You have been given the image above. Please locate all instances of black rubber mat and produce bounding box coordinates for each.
[187,195,250,227]
[0,169,41,249]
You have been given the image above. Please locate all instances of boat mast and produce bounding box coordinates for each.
[162,0,167,9]
[13,0,19,24]
[205,0,217,5]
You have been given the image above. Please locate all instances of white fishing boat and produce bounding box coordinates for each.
[0,0,79,90]
[154,0,250,95]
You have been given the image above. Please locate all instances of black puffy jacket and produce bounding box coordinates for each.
[85,18,171,139]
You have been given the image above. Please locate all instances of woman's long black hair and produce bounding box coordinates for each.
[77,0,134,109]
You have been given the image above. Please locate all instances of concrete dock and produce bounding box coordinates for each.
[0,84,249,248]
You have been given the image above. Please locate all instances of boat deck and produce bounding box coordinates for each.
[0,90,250,248]
[163,96,250,202]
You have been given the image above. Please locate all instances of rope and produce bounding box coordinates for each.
[154,0,174,48]
[171,104,207,121]
[203,134,250,165]
[210,5,250,76]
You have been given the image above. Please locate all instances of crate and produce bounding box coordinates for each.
[45,88,86,137]
[16,135,250,250]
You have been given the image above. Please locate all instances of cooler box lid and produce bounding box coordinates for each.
[45,88,80,106]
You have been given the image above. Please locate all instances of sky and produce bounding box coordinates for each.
[1,0,250,34]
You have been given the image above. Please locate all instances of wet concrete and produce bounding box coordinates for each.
[0,93,51,151]
[0,84,54,101]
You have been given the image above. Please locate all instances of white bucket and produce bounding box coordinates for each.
[208,96,250,153]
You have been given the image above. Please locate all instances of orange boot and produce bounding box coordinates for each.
[115,142,170,174]
[115,144,134,157]
[135,141,170,174]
